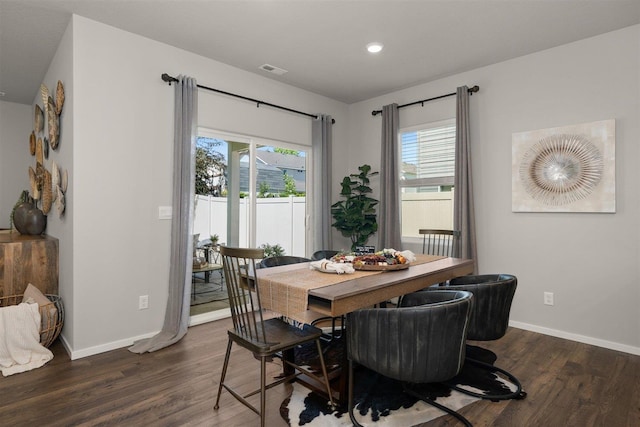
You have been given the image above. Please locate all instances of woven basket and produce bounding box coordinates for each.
[0,294,64,348]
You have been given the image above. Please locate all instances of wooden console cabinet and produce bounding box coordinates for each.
[0,233,58,297]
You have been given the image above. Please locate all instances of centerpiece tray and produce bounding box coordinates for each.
[353,263,410,271]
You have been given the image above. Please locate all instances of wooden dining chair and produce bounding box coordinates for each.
[214,246,335,427]
[419,229,460,256]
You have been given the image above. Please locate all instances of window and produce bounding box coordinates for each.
[400,119,456,237]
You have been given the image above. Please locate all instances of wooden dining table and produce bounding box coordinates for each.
[255,254,475,402]
[256,254,474,324]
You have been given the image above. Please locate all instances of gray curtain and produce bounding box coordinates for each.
[454,86,477,272]
[311,114,333,252]
[129,75,197,353]
[378,104,402,250]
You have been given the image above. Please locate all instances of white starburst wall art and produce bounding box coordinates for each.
[512,120,615,213]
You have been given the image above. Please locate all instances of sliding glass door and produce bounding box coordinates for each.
[196,129,309,257]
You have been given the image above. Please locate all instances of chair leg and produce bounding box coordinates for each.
[214,339,233,410]
[446,357,527,401]
[403,384,473,427]
[315,339,335,410]
[260,355,266,427]
[311,315,344,343]
[347,359,364,427]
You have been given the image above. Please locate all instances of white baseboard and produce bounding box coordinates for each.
[509,320,640,356]
[61,310,232,360]
[58,316,640,360]
[66,330,160,360]
[189,308,231,326]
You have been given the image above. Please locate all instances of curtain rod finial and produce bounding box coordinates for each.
[161,73,178,85]
[469,85,479,94]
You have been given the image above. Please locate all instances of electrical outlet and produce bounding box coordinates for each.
[544,292,554,306]
[139,295,149,310]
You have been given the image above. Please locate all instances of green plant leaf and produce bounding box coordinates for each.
[331,164,378,251]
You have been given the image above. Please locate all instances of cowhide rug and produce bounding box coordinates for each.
[281,343,518,426]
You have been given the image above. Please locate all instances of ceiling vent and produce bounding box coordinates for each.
[259,64,288,75]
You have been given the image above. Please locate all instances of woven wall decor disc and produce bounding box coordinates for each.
[29,166,37,195]
[55,186,65,217]
[31,166,41,200]
[48,96,59,149]
[36,138,44,164]
[40,84,49,115]
[42,169,52,215]
[61,169,68,193]
[29,131,36,155]
[35,163,45,189]
[55,81,65,116]
[35,104,44,134]
[51,161,59,188]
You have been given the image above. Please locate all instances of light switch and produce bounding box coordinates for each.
[158,206,172,220]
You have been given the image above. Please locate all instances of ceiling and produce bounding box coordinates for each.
[1,1,639,105]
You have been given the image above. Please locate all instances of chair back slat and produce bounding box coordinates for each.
[419,229,460,257]
[220,246,267,344]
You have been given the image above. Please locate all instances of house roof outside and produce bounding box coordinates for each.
[256,150,305,172]
[239,151,306,194]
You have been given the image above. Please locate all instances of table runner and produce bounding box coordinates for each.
[257,254,444,324]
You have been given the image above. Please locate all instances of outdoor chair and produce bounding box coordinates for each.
[214,246,334,427]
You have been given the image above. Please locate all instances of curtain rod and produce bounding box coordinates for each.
[161,73,334,123]
[371,85,479,116]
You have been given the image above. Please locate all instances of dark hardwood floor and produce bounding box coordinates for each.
[1,318,638,426]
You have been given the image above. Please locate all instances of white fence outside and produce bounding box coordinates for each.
[193,192,454,255]
[193,195,307,256]
[401,191,454,237]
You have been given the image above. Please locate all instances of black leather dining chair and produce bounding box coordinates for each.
[259,255,311,268]
[311,250,340,261]
[347,290,475,426]
[428,274,526,401]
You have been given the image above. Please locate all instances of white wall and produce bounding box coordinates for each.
[346,25,640,354]
[66,15,347,357]
[0,101,31,228]
[9,14,638,357]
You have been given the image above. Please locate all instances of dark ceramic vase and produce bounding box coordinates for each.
[13,202,47,235]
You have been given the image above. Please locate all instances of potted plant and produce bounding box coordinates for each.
[260,243,285,258]
[210,234,220,247]
[331,164,378,251]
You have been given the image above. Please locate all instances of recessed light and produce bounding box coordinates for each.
[366,42,384,53]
